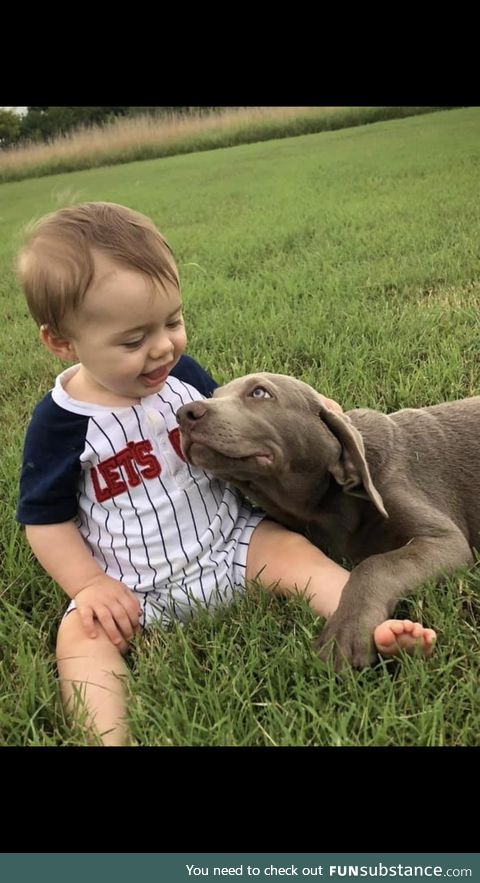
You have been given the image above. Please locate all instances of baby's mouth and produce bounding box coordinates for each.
[141,364,171,385]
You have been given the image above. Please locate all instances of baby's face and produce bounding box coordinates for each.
[67,251,187,403]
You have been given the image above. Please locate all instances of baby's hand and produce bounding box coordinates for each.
[74,575,142,646]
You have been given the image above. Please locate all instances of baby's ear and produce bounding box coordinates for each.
[39,324,77,361]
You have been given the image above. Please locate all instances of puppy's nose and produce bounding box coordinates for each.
[176,401,207,426]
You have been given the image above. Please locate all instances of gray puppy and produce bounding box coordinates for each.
[177,373,477,669]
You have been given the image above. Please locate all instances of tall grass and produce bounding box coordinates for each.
[0,105,447,184]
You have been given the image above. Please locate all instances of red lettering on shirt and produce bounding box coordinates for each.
[134,440,161,479]
[115,442,142,487]
[98,456,127,497]
[115,445,141,487]
[91,465,116,503]
[91,441,162,502]
[168,427,186,462]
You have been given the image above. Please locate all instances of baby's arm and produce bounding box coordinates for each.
[25,521,141,646]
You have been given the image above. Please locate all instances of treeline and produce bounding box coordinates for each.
[0,106,227,147]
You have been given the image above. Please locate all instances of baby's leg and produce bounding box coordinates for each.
[56,610,130,746]
[246,519,349,618]
[246,520,436,659]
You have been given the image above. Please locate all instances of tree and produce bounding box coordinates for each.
[19,107,132,142]
[0,109,21,147]
[16,107,232,145]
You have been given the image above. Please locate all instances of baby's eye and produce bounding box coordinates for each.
[250,386,272,399]
[123,337,145,349]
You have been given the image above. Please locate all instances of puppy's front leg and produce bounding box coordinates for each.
[314,529,472,670]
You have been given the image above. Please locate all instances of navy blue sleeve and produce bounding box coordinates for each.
[170,354,218,398]
[17,395,90,525]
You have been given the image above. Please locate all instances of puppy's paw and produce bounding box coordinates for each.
[313,617,377,671]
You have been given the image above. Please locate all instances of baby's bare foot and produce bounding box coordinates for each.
[374,619,437,658]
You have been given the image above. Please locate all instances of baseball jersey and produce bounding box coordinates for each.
[17,356,260,617]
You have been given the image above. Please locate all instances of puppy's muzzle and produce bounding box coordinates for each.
[177,401,207,427]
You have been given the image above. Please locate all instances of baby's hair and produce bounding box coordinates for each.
[17,202,179,337]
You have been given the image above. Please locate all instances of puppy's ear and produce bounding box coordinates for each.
[319,404,388,519]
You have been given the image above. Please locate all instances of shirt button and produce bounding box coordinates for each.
[146,409,162,431]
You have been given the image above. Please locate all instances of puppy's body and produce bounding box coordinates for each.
[177,374,479,667]
[317,401,480,562]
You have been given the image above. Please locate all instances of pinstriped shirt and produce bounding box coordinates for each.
[18,364,255,600]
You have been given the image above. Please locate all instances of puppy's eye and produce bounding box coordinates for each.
[250,386,272,399]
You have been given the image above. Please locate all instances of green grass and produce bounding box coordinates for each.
[1,107,480,745]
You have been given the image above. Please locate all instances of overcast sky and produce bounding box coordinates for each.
[0,106,28,114]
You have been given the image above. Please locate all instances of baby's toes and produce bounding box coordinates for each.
[373,621,398,652]
[374,620,437,659]
[410,621,425,639]
[389,619,413,635]
[422,628,437,656]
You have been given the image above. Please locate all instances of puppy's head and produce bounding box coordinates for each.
[176,373,387,518]
[177,373,336,476]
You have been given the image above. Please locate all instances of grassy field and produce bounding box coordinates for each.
[1,106,480,745]
[0,106,444,183]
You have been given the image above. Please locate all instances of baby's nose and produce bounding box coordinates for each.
[149,334,173,359]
